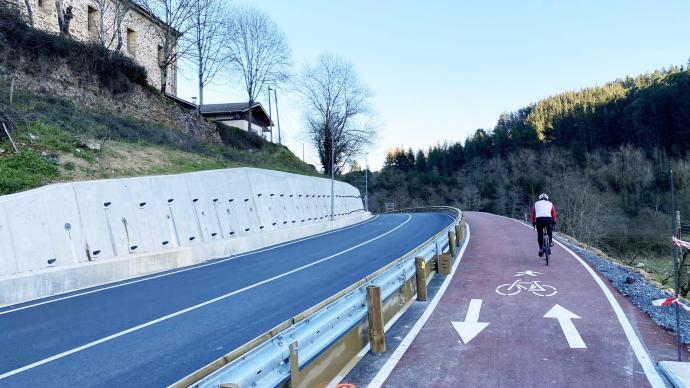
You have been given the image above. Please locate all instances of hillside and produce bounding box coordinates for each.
[0,3,316,195]
[345,66,690,289]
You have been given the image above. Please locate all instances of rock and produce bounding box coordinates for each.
[0,148,5,154]
[636,262,645,268]
[625,276,636,284]
[78,141,102,151]
[41,151,48,157]
[29,133,37,141]
[85,142,101,151]
[75,148,81,153]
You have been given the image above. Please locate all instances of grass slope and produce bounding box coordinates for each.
[0,83,317,195]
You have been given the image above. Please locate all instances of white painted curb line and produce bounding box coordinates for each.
[367,223,471,388]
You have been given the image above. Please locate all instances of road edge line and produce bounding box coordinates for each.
[497,214,665,388]
[366,223,472,388]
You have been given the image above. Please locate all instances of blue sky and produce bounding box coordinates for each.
[177,0,690,170]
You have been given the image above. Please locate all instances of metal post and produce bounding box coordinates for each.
[330,128,335,221]
[289,341,300,387]
[274,88,282,145]
[415,257,427,301]
[267,87,273,143]
[364,162,369,212]
[671,169,682,361]
[9,78,14,105]
[366,285,385,353]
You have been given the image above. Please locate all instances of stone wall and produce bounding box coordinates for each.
[15,0,176,94]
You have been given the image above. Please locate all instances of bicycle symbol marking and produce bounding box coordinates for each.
[495,279,557,297]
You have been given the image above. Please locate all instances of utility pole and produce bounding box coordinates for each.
[267,87,273,143]
[274,88,282,145]
[302,143,305,162]
[671,169,682,361]
[364,157,369,212]
[330,127,335,221]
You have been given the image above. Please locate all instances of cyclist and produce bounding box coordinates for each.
[531,193,557,257]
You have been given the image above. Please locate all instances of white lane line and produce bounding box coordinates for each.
[368,224,471,388]
[0,214,413,380]
[498,214,665,387]
[0,215,382,316]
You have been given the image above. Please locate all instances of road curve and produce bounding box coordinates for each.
[0,212,453,387]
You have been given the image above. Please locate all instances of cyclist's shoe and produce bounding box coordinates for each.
[549,241,554,247]
[547,248,551,255]
[538,249,544,257]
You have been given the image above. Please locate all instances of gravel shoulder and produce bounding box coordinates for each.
[557,234,690,345]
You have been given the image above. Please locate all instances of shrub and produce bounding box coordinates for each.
[0,150,58,194]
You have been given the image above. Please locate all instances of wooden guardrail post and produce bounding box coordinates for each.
[289,341,300,387]
[415,257,427,301]
[455,223,462,246]
[366,285,385,353]
[448,231,456,257]
[219,384,240,388]
[438,253,452,275]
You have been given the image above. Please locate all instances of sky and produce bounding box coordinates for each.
[177,0,690,171]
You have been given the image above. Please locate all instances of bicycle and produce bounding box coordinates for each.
[542,228,551,266]
[535,222,553,266]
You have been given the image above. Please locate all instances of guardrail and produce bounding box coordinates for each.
[171,207,464,388]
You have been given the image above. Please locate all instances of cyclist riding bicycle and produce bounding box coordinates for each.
[532,193,557,257]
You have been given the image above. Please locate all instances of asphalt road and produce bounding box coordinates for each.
[0,212,453,387]
[377,212,682,388]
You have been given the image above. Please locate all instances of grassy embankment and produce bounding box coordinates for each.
[0,83,318,195]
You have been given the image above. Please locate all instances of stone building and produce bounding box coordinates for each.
[14,0,177,94]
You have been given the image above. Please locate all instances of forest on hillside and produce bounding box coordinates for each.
[343,66,690,287]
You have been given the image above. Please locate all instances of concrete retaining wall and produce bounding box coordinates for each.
[0,167,368,306]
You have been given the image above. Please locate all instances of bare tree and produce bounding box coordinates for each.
[56,0,74,36]
[190,0,227,111]
[297,53,375,175]
[224,5,291,135]
[21,0,35,27]
[94,0,134,51]
[139,0,194,94]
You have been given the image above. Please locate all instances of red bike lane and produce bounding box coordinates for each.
[375,212,684,387]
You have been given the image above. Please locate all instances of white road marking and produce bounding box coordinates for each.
[498,213,666,388]
[515,270,541,277]
[544,304,586,349]
[0,215,383,315]
[367,224,471,388]
[452,299,489,344]
[0,214,413,380]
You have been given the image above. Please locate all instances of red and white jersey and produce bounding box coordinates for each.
[532,200,557,223]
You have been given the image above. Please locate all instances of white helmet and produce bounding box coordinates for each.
[539,193,549,201]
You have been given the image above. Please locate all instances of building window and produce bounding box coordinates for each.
[126,29,137,56]
[87,6,97,34]
[158,46,164,66]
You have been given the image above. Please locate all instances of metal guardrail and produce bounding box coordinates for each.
[175,207,462,388]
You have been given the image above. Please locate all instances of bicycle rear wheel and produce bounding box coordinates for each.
[543,240,550,266]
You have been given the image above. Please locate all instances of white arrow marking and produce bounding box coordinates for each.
[544,304,587,349]
[452,299,489,344]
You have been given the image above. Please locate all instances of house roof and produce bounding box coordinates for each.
[165,93,196,109]
[201,102,274,127]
